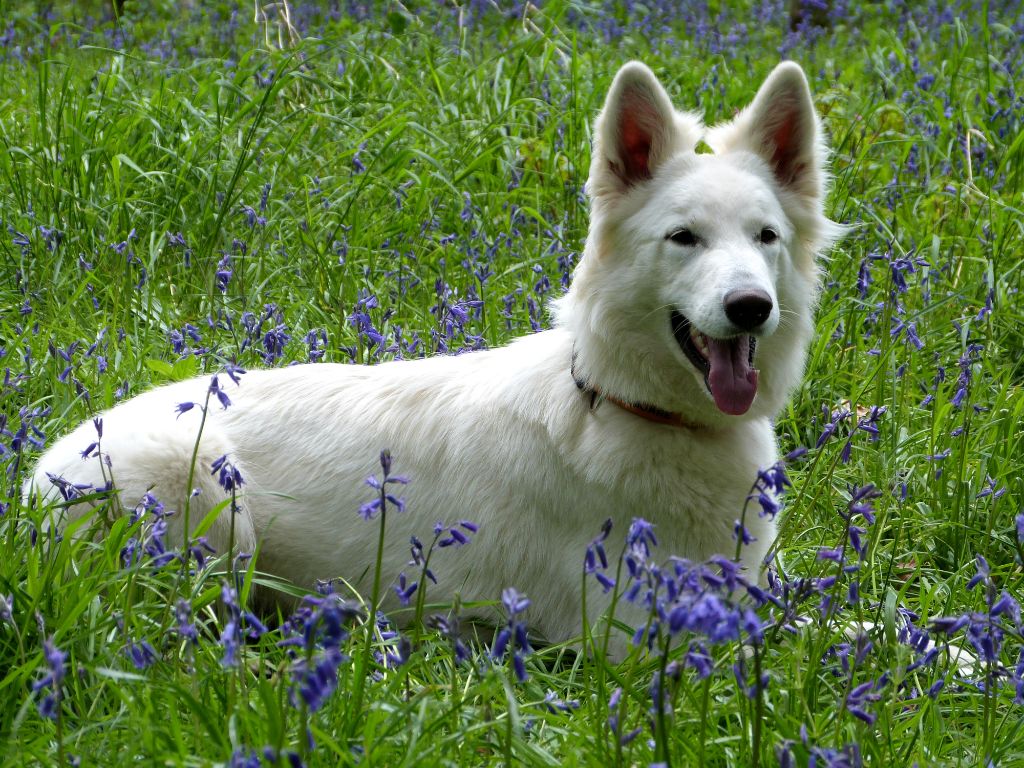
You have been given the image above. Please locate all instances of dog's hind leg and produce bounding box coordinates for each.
[26,410,256,562]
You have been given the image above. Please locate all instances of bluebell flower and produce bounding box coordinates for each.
[187,537,216,570]
[394,572,417,605]
[215,253,233,293]
[847,484,879,524]
[626,518,658,556]
[280,591,359,713]
[966,554,990,590]
[209,375,231,409]
[211,454,244,492]
[427,614,471,665]
[976,476,1006,500]
[32,637,67,720]
[124,638,157,669]
[815,406,850,449]
[174,401,196,418]
[493,587,532,682]
[359,450,409,520]
[844,679,881,725]
[585,518,616,592]
[173,599,198,645]
[240,204,267,228]
[0,593,12,625]
[262,323,291,365]
[352,142,366,174]
[543,690,580,713]
[218,581,243,667]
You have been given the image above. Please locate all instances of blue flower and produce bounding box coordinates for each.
[174,401,196,418]
[394,572,418,606]
[173,599,199,645]
[279,592,360,713]
[359,450,409,520]
[543,690,580,713]
[124,638,157,670]
[0,593,12,625]
[493,587,532,682]
[32,637,67,720]
[215,253,233,293]
[427,614,471,665]
[966,554,990,590]
[211,454,244,492]
[209,375,231,409]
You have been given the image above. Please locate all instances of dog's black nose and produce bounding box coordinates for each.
[724,289,773,331]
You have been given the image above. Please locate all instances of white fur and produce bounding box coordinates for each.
[28,62,839,649]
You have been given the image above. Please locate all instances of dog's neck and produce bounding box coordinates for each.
[570,349,708,431]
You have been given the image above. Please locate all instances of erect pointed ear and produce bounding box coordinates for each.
[706,62,825,205]
[588,62,701,201]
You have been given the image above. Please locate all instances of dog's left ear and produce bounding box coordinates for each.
[707,62,825,206]
[588,62,701,202]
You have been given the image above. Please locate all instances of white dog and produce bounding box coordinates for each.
[30,61,839,647]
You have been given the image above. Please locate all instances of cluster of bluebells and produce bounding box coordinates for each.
[930,555,1023,697]
[277,582,361,712]
[239,305,292,366]
[121,493,177,570]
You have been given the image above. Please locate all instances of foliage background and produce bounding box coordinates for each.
[0,1,1022,766]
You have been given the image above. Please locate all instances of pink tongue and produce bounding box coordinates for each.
[706,336,759,415]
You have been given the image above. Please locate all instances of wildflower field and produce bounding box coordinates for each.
[2,1,1023,765]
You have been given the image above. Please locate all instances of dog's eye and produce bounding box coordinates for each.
[668,229,698,247]
[759,227,778,245]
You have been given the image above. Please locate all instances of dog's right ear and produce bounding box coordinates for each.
[588,62,701,202]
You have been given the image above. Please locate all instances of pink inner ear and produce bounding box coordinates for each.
[767,108,803,186]
[620,112,652,181]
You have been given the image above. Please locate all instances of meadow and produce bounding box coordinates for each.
[1,1,1023,765]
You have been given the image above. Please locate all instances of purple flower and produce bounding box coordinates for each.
[215,253,233,292]
[427,614,471,665]
[844,679,881,725]
[626,518,658,556]
[219,582,242,667]
[815,406,851,449]
[0,594,12,625]
[394,572,418,605]
[352,142,366,174]
[359,450,409,520]
[493,587,532,682]
[209,375,231,409]
[32,637,67,720]
[543,690,580,713]
[437,520,477,548]
[174,401,196,418]
[174,599,199,645]
[211,454,244,492]
[124,638,157,670]
[966,554,990,590]
[280,592,360,713]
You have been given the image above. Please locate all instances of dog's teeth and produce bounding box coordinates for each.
[690,330,710,357]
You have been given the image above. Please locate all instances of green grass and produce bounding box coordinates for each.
[1,1,1023,765]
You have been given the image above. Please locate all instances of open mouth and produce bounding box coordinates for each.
[670,309,759,416]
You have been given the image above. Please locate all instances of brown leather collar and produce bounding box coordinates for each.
[571,350,707,430]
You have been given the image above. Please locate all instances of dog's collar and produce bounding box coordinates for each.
[570,350,707,431]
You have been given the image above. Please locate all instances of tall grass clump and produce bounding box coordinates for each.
[1,1,1023,765]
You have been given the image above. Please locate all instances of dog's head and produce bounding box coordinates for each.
[558,61,842,425]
